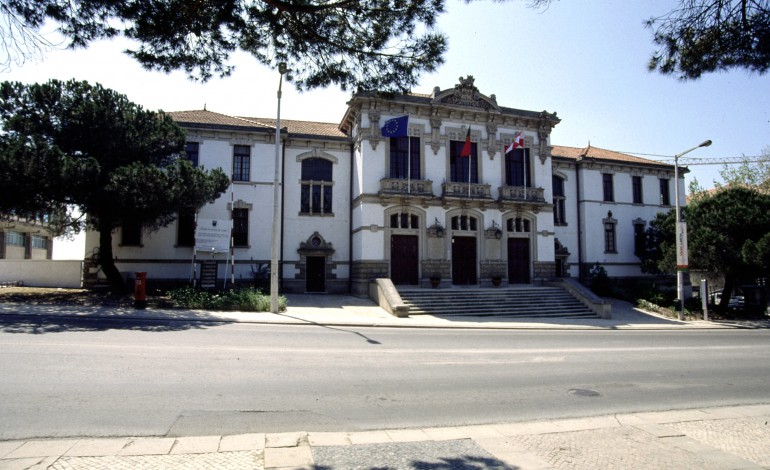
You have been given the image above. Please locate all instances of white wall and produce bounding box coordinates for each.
[0,260,83,288]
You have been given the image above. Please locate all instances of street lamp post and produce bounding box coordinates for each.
[271,63,288,313]
[673,139,712,320]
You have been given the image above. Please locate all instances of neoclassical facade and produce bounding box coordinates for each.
[82,76,681,294]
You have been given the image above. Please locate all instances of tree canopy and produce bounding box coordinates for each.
[646,0,770,79]
[2,0,767,91]
[0,79,230,293]
[638,186,770,312]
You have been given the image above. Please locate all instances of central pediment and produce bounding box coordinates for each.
[431,75,502,112]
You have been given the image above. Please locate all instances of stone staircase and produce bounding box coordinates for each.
[397,286,599,319]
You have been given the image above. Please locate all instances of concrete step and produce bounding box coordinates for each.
[398,286,598,319]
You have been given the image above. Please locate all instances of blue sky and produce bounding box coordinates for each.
[4,0,768,190]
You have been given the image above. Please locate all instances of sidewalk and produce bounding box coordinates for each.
[1,294,767,330]
[2,404,769,469]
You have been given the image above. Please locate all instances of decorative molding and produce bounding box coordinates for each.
[227,199,253,210]
[431,76,502,112]
[368,110,381,150]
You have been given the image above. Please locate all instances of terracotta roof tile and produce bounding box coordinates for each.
[239,117,348,139]
[552,145,672,168]
[168,110,271,131]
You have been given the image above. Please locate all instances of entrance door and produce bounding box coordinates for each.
[452,236,477,285]
[508,238,530,284]
[306,256,326,292]
[391,235,419,285]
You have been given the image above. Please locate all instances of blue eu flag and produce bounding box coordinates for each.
[381,116,409,137]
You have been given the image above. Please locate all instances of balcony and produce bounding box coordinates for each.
[499,185,546,203]
[442,182,493,199]
[379,178,434,196]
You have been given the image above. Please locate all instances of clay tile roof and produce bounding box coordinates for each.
[551,144,671,167]
[168,110,271,131]
[239,117,348,139]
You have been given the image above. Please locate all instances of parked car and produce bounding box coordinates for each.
[711,292,745,310]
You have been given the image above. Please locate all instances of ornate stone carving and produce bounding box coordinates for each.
[368,110,381,150]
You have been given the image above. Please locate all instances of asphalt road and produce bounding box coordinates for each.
[1,315,769,440]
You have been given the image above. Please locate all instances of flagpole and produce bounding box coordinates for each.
[523,148,527,201]
[407,128,411,194]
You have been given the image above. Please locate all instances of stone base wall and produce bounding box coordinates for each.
[351,260,389,296]
[534,261,556,279]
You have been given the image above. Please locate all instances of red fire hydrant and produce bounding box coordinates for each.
[134,272,147,309]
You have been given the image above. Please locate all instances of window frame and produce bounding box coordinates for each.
[232,144,251,182]
[449,140,478,184]
[185,142,199,167]
[231,208,249,247]
[660,178,671,206]
[300,158,334,216]
[602,173,614,202]
[632,176,643,204]
[388,136,421,180]
[505,148,531,187]
[552,175,567,225]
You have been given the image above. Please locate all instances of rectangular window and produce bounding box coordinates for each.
[660,178,671,205]
[634,223,645,256]
[31,235,47,249]
[602,174,614,202]
[505,148,531,187]
[300,158,333,215]
[6,231,25,246]
[449,140,478,183]
[177,211,196,247]
[604,222,617,253]
[121,219,142,246]
[389,136,420,179]
[232,145,251,182]
[632,176,643,204]
[552,175,566,225]
[185,142,199,167]
[232,208,249,247]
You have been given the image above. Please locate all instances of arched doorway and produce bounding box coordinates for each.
[388,210,421,285]
[450,214,478,285]
[506,216,532,284]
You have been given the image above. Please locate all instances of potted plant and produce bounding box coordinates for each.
[491,275,502,287]
[430,274,441,288]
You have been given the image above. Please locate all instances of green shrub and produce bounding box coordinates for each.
[589,264,613,297]
[169,286,286,312]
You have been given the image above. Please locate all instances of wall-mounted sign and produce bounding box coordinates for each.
[195,218,231,253]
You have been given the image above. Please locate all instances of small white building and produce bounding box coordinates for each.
[80,76,681,293]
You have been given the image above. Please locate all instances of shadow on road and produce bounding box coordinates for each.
[0,303,232,334]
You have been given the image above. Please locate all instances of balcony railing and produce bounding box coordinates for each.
[499,186,545,203]
[379,178,434,196]
[442,182,493,199]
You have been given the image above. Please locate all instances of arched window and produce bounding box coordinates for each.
[300,158,333,215]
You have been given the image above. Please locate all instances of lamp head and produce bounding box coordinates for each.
[278,62,288,75]
[700,140,712,148]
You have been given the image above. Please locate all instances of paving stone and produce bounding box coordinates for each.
[64,438,130,457]
[385,429,432,442]
[312,439,515,470]
[170,436,221,454]
[264,445,313,468]
[0,442,24,459]
[461,424,506,439]
[118,437,176,455]
[506,425,726,470]
[666,417,770,467]
[0,457,48,470]
[347,430,393,445]
[307,432,350,447]
[49,451,262,470]
[219,433,265,452]
[265,432,306,448]
[4,440,78,459]
[421,426,471,441]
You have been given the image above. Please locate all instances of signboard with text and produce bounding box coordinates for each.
[676,221,688,271]
[194,218,231,253]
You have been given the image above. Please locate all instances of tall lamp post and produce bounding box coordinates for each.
[271,63,288,313]
[674,139,711,320]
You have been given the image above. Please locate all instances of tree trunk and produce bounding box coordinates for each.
[98,220,129,295]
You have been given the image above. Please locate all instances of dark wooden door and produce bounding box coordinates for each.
[306,256,326,292]
[508,238,531,284]
[391,235,419,285]
[452,236,477,285]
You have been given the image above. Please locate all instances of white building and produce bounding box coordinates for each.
[81,76,681,294]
